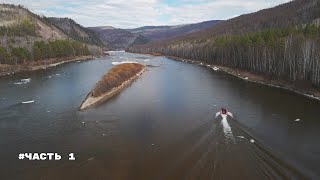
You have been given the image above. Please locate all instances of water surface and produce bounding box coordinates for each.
[0,52,320,179]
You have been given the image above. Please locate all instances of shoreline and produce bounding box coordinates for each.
[79,67,146,111]
[129,51,320,102]
[0,55,100,77]
[170,56,320,102]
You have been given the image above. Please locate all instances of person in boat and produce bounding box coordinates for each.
[221,108,227,115]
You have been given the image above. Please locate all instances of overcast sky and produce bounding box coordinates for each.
[1,0,291,28]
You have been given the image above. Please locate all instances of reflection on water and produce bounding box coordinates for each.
[0,52,320,179]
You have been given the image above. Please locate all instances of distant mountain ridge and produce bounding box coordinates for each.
[88,27,148,50]
[88,20,221,50]
[127,20,222,41]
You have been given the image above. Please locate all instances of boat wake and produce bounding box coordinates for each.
[221,117,236,143]
[157,115,307,179]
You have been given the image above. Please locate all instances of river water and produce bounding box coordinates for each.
[0,51,320,179]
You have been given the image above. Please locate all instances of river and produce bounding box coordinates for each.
[0,51,320,179]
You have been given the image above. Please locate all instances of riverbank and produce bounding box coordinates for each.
[79,63,145,111]
[130,52,320,101]
[175,57,320,101]
[0,55,99,77]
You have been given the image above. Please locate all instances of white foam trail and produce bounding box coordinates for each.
[215,112,220,118]
[221,117,235,143]
[294,119,301,122]
[22,100,34,104]
[227,112,233,118]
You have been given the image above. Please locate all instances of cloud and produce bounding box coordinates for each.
[0,0,291,28]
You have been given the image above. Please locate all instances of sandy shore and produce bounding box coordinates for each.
[79,67,146,111]
[0,55,98,76]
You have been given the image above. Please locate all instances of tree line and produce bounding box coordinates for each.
[0,39,91,65]
[128,24,320,87]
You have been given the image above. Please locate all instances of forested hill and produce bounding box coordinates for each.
[0,4,103,65]
[128,0,320,88]
[46,17,106,47]
[161,0,320,42]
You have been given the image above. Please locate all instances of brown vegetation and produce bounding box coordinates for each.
[91,63,145,97]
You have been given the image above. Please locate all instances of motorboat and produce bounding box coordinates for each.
[215,108,233,118]
[220,108,228,118]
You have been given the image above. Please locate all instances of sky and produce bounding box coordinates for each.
[1,0,291,28]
